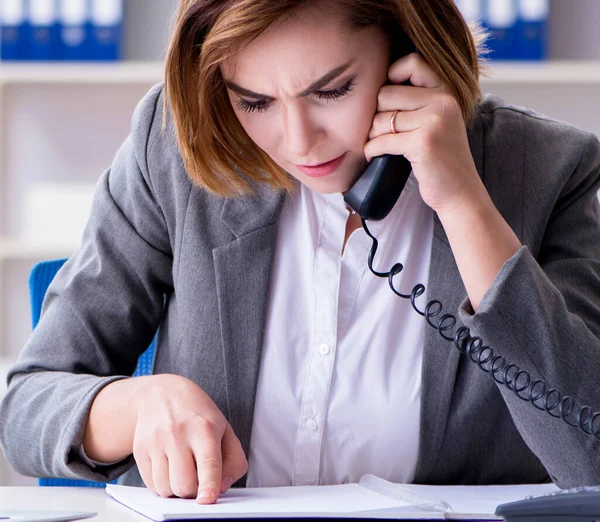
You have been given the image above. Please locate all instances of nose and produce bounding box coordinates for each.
[283,102,325,161]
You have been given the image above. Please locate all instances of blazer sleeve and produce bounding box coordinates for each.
[0,83,174,482]
[458,130,600,488]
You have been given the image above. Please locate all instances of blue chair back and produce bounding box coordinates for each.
[29,259,156,487]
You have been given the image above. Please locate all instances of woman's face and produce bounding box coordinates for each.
[220,5,391,194]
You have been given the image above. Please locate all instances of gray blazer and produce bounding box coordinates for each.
[2,83,600,489]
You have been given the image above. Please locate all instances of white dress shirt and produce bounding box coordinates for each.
[246,173,434,487]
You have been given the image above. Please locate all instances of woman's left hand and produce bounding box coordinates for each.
[366,53,522,312]
[365,52,484,217]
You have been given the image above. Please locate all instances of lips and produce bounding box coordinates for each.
[296,153,346,178]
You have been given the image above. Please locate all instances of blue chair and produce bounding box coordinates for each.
[29,258,156,487]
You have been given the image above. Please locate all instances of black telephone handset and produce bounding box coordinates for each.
[343,154,411,221]
[343,39,416,221]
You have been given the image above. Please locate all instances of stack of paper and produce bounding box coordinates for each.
[106,475,559,521]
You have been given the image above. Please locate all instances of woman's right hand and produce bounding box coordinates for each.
[131,374,248,504]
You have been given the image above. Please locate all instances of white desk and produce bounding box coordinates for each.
[0,487,148,521]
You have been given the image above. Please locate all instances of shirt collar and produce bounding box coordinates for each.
[310,171,417,235]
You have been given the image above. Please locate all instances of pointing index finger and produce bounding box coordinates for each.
[192,424,223,504]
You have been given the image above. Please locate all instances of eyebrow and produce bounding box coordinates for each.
[224,60,354,100]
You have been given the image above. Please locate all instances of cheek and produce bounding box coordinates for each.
[235,111,280,155]
[329,91,380,148]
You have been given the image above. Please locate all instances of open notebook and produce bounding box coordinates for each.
[106,474,559,520]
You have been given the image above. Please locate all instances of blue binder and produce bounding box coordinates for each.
[483,0,519,60]
[1,0,27,60]
[58,0,91,61]
[59,0,90,60]
[90,0,123,61]
[517,0,549,60]
[28,0,61,61]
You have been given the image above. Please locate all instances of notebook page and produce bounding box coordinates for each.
[106,483,411,521]
[357,478,559,518]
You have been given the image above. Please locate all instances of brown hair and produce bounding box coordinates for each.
[164,0,488,197]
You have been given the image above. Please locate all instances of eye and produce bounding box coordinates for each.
[314,79,355,101]
[236,98,270,114]
[234,78,356,114]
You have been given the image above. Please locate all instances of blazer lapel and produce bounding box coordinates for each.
[413,108,485,482]
[213,184,285,482]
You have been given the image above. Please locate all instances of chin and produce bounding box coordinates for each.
[304,176,353,194]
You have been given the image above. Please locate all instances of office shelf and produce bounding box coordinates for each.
[0,61,165,85]
[480,60,600,84]
[0,239,78,261]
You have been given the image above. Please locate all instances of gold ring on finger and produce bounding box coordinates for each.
[390,110,399,134]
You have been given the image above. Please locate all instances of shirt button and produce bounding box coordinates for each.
[319,343,330,356]
[306,418,318,431]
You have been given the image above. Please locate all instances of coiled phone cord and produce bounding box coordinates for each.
[361,217,600,440]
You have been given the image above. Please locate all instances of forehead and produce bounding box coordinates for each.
[220,6,375,87]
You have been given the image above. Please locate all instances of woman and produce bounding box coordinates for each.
[2,0,600,505]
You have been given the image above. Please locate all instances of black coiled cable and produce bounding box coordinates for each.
[361,217,600,440]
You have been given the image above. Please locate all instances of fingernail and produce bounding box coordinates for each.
[198,490,212,500]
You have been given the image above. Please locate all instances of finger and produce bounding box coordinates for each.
[192,421,223,504]
[369,109,424,140]
[377,85,455,119]
[151,453,174,498]
[377,84,437,113]
[135,451,156,494]
[168,447,199,499]
[364,131,413,164]
[388,52,443,89]
[220,423,249,493]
